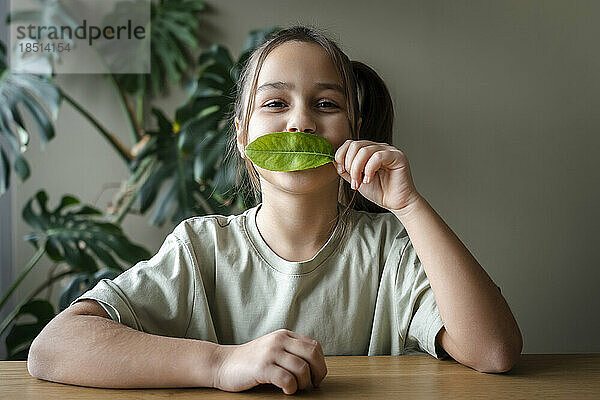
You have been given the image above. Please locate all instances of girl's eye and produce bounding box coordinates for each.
[263,101,286,108]
[316,101,339,109]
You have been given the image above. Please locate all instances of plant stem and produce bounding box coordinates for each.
[0,297,27,337]
[136,90,144,129]
[0,246,45,314]
[0,269,81,337]
[109,74,143,143]
[32,270,77,301]
[59,88,134,163]
[111,156,158,224]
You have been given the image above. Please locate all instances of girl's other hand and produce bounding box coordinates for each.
[213,329,327,395]
[334,139,422,213]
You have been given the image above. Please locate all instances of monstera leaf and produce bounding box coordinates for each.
[131,108,234,225]
[0,41,61,195]
[22,190,150,272]
[177,26,280,125]
[114,0,206,95]
[174,44,236,126]
[5,299,55,360]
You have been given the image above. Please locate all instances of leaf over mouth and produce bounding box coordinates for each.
[245,131,335,171]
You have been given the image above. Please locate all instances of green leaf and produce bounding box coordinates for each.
[0,42,60,193]
[22,190,151,272]
[149,178,178,226]
[5,299,56,360]
[245,132,335,171]
[14,155,30,180]
[58,273,89,312]
[45,237,64,262]
[85,242,123,271]
[113,0,206,96]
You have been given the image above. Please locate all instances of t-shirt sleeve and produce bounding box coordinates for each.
[69,232,197,338]
[395,237,448,360]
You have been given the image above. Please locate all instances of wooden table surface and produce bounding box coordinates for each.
[1,354,599,399]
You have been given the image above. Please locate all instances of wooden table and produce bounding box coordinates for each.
[1,354,599,399]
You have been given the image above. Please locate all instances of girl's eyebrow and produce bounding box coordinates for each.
[257,81,291,92]
[256,81,344,95]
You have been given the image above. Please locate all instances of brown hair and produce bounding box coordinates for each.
[226,25,395,220]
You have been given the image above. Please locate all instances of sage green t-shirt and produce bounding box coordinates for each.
[72,203,447,358]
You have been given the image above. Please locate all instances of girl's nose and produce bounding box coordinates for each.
[288,127,314,133]
[286,107,316,133]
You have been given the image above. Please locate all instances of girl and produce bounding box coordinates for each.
[29,26,522,395]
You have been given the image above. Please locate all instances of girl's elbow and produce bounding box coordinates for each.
[478,339,523,373]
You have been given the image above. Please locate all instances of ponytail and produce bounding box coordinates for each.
[351,61,394,145]
[340,61,395,214]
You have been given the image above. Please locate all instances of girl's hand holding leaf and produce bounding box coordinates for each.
[244,132,422,214]
[334,139,423,214]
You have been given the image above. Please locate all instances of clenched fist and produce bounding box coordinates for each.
[213,329,328,395]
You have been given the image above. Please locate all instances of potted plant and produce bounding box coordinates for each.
[0,0,279,360]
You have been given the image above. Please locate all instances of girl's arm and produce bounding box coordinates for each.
[392,194,523,373]
[334,140,523,373]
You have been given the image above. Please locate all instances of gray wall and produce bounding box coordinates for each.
[3,0,599,355]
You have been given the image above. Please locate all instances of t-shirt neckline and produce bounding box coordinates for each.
[244,202,345,275]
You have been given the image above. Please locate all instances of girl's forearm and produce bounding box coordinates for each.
[28,311,220,388]
[392,194,522,371]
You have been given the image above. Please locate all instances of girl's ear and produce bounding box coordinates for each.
[235,119,247,159]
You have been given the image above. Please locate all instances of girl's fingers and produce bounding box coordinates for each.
[336,140,370,174]
[275,351,313,390]
[335,140,398,189]
[349,145,381,188]
[285,330,324,356]
[363,150,389,184]
[342,140,366,176]
[283,337,327,387]
[265,363,298,395]
[334,139,352,171]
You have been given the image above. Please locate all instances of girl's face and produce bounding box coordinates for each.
[237,41,355,195]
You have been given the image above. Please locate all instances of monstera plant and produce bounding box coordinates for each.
[0,42,60,194]
[0,190,150,359]
[0,0,281,360]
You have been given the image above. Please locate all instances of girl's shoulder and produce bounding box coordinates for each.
[343,207,407,243]
[170,206,255,243]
